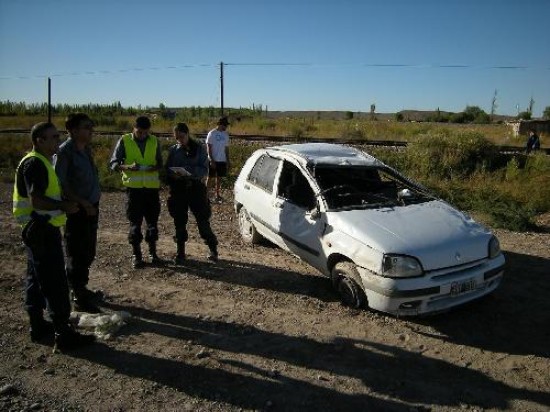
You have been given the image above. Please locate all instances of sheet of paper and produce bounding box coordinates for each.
[169,167,192,176]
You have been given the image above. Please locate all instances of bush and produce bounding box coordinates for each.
[405,131,498,179]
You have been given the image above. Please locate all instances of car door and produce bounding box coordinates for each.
[244,153,284,246]
[276,161,326,269]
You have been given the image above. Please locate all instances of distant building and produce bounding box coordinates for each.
[507,120,550,137]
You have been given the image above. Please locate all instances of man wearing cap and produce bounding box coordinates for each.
[205,116,231,202]
[13,122,96,352]
[109,115,163,269]
[55,113,102,313]
[165,123,219,263]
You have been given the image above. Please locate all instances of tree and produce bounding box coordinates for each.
[528,97,535,116]
[490,89,498,120]
[463,106,490,123]
[543,106,550,120]
[518,111,532,120]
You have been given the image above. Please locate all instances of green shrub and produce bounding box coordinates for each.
[405,131,498,179]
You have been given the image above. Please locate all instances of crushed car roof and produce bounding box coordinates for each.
[266,143,383,167]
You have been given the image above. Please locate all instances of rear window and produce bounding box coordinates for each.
[247,154,280,193]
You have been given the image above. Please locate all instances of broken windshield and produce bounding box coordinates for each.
[312,165,433,210]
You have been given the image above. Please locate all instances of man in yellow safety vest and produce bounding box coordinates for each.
[109,115,163,268]
[13,122,96,352]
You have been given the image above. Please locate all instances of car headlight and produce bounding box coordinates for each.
[382,254,423,278]
[488,236,501,259]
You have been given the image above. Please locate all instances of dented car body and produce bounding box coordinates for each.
[234,143,505,316]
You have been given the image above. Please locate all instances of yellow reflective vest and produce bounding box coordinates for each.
[121,134,160,189]
[12,151,67,227]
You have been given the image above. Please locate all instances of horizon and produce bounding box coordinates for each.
[1,0,549,117]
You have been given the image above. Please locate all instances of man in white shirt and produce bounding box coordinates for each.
[205,116,230,202]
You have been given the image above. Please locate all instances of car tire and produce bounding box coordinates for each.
[332,261,367,308]
[238,207,262,244]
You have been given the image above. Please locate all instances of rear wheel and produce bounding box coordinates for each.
[238,207,262,244]
[331,261,367,308]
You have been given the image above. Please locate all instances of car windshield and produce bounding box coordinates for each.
[312,165,434,211]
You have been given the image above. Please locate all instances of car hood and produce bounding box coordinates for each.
[327,200,492,271]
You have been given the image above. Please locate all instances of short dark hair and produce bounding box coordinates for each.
[173,122,189,134]
[134,115,151,129]
[65,112,92,131]
[30,122,56,144]
[217,116,230,126]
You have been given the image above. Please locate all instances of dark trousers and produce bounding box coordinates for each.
[24,224,71,329]
[64,204,99,292]
[167,181,217,248]
[126,188,160,245]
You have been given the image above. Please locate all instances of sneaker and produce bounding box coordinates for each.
[54,328,95,353]
[174,255,186,265]
[131,254,145,269]
[29,318,54,343]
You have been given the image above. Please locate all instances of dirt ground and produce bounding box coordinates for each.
[0,181,549,412]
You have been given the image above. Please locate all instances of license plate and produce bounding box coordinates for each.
[450,278,477,296]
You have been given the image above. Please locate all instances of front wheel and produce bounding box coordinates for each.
[238,207,262,244]
[331,261,367,308]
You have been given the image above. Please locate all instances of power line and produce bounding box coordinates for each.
[1,62,548,81]
[0,63,217,80]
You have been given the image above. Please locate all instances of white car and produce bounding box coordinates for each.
[234,143,505,316]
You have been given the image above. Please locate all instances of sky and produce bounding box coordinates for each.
[1,0,549,116]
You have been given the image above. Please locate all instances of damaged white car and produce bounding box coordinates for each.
[234,143,505,316]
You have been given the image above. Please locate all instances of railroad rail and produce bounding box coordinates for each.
[1,129,548,155]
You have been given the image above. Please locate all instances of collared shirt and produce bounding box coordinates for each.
[109,134,163,171]
[55,137,101,204]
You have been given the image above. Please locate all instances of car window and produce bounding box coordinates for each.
[247,154,280,193]
[277,161,316,210]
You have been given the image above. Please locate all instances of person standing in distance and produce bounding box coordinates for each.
[206,116,230,202]
[55,113,102,313]
[525,129,541,154]
[109,115,163,269]
[13,122,96,352]
[165,123,219,263]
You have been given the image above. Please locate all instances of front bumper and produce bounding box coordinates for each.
[356,254,505,316]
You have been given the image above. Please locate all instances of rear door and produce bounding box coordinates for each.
[244,154,284,246]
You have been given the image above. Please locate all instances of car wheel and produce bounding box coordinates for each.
[239,207,262,244]
[332,262,366,308]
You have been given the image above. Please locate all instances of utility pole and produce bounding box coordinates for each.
[47,77,52,123]
[220,61,224,116]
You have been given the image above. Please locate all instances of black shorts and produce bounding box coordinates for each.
[209,162,227,177]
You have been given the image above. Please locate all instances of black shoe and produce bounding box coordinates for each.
[174,255,186,265]
[78,287,104,302]
[29,318,54,342]
[207,250,219,262]
[131,254,145,269]
[54,328,95,353]
[73,297,102,314]
[149,253,162,265]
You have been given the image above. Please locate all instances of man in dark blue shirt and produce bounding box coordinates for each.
[165,123,218,264]
[525,129,541,154]
[55,113,102,313]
